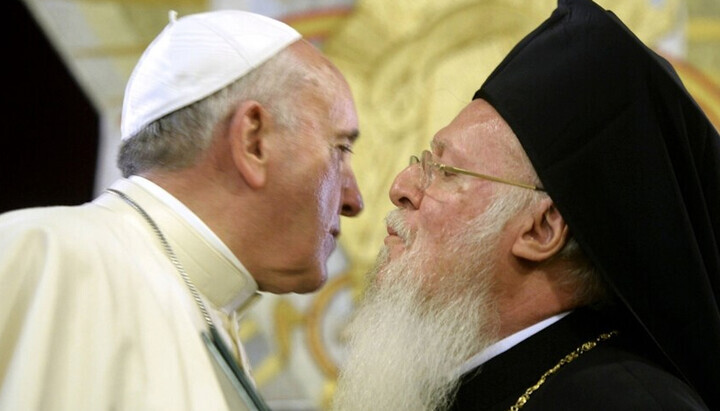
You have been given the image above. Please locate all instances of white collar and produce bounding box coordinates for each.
[456,311,571,377]
[98,177,260,315]
[130,175,250,276]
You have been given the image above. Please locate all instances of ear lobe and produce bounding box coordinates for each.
[227,101,269,189]
[511,199,569,262]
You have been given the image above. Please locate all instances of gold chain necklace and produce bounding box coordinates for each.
[509,330,619,411]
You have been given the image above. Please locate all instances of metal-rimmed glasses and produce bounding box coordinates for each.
[409,150,545,191]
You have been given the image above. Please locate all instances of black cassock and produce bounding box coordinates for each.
[449,307,707,410]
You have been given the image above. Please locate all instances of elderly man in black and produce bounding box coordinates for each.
[332,0,719,409]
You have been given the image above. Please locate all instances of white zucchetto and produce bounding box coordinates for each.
[121,10,301,140]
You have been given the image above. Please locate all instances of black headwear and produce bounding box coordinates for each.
[474,0,720,407]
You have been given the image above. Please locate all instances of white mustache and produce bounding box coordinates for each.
[385,209,413,245]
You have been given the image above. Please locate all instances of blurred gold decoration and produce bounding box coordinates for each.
[305,273,353,379]
[247,270,362,393]
[671,58,720,130]
[687,0,720,85]
[283,7,354,43]
[251,299,304,386]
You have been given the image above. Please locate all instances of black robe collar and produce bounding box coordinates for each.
[449,306,703,410]
[450,307,618,410]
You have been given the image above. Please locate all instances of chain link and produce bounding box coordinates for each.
[509,330,619,411]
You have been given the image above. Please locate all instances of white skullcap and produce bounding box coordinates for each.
[121,10,301,140]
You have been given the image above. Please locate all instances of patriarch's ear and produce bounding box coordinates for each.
[511,198,569,262]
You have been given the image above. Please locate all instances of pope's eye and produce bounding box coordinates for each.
[338,144,354,154]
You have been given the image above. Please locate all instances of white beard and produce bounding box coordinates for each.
[332,194,527,411]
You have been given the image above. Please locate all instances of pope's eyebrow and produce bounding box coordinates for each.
[338,129,359,143]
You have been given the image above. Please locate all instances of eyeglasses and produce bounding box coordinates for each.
[409,150,545,191]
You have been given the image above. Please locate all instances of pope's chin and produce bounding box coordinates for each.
[294,263,330,294]
[256,260,329,294]
[289,236,334,293]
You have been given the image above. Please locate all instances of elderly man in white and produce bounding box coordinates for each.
[0,10,362,411]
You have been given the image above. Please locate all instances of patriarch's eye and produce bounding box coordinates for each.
[438,165,455,178]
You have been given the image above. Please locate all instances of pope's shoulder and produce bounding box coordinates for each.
[0,201,145,243]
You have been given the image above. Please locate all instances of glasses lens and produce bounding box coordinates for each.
[421,150,433,189]
[408,153,429,189]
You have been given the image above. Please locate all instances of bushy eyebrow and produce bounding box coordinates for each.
[338,129,359,143]
[430,139,446,154]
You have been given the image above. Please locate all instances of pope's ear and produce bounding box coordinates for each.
[227,100,269,189]
[511,198,569,262]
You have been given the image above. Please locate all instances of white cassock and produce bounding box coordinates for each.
[0,177,261,410]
